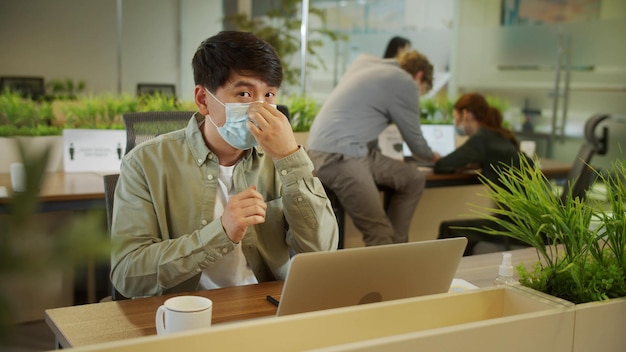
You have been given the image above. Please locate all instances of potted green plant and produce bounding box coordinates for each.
[0,89,61,137]
[0,89,65,172]
[279,94,320,148]
[470,156,625,303]
[63,94,138,130]
[224,0,348,93]
[468,156,626,349]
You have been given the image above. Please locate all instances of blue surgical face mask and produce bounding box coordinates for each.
[454,122,467,137]
[205,88,259,150]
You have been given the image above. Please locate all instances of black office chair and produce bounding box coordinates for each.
[103,173,128,301]
[122,111,193,154]
[438,113,610,256]
[560,113,609,203]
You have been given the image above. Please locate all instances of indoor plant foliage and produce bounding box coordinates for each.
[420,97,453,124]
[470,156,626,304]
[224,0,348,93]
[0,140,110,340]
[282,94,320,132]
[0,89,62,137]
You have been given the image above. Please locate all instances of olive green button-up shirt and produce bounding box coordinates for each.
[111,113,339,298]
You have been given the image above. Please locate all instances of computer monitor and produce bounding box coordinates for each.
[403,124,456,158]
[0,76,45,100]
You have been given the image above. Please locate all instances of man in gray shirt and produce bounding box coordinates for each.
[307,50,439,246]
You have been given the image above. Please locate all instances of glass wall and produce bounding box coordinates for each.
[304,0,454,102]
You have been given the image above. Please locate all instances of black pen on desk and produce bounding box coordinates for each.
[266,295,280,307]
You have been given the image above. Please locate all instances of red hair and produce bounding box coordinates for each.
[454,93,518,148]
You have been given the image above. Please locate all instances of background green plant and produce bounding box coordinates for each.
[45,78,86,100]
[224,0,348,93]
[468,156,626,303]
[281,94,320,132]
[0,89,60,136]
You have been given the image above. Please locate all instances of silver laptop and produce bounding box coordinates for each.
[276,237,467,316]
[403,124,457,165]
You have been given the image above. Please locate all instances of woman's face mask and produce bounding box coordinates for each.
[205,88,259,150]
[453,109,467,136]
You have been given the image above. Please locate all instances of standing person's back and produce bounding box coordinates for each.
[309,54,432,158]
[308,51,439,246]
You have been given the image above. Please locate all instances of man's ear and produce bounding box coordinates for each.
[415,71,424,83]
[194,85,209,115]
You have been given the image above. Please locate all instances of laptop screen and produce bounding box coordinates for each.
[276,238,467,316]
[403,124,456,158]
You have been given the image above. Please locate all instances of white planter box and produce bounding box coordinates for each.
[73,285,575,352]
[572,296,626,352]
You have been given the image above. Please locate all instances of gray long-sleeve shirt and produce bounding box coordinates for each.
[308,54,434,160]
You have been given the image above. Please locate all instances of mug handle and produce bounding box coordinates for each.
[155,305,166,335]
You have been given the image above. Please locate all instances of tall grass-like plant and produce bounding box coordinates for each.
[468,156,626,303]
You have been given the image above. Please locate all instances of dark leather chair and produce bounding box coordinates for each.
[438,113,610,256]
[122,111,194,154]
[103,173,128,301]
[560,113,609,203]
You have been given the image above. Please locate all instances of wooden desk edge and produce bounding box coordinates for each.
[44,280,284,349]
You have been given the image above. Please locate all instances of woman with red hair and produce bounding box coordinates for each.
[435,93,530,255]
[434,93,523,182]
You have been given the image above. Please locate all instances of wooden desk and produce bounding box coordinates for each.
[422,158,571,188]
[45,280,283,348]
[0,172,106,213]
[0,159,571,213]
[44,247,540,349]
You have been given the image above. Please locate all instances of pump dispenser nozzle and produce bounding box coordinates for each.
[494,252,517,286]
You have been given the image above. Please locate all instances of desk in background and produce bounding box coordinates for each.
[0,159,572,213]
[45,246,540,349]
[0,172,106,213]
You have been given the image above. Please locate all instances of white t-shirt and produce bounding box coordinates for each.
[198,164,258,290]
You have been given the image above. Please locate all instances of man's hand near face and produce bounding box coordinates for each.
[247,103,299,160]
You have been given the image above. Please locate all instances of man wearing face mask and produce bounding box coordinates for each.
[110,31,338,298]
[307,50,439,246]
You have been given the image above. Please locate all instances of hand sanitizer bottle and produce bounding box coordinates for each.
[493,252,517,286]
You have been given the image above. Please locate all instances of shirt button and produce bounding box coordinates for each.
[201,219,208,226]
[281,170,287,176]
[207,174,214,180]
[297,197,303,202]
[222,248,228,254]
[197,159,203,163]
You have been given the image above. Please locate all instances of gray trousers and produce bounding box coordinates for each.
[308,149,425,246]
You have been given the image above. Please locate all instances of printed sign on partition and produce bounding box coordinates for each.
[63,129,126,172]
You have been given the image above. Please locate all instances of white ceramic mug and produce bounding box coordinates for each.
[10,163,26,192]
[155,296,212,335]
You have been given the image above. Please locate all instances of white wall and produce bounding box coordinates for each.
[0,0,223,102]
[0,0,118,93]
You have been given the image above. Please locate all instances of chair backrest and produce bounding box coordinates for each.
[561,113,610,203]
[103,173,127,301]
[122,111,193,154]
[277,104,290,121]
